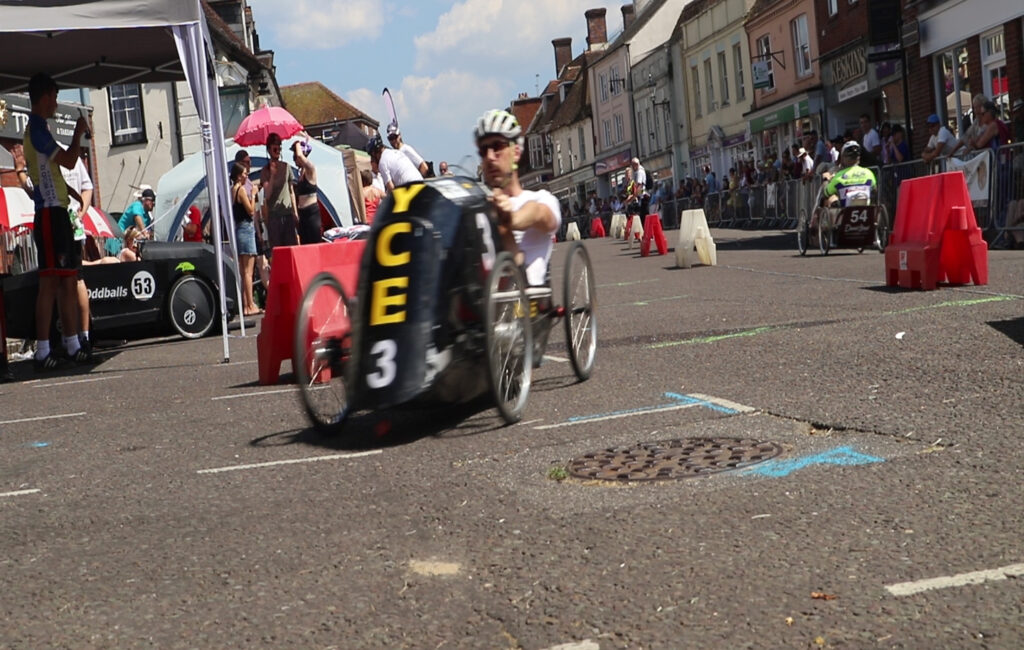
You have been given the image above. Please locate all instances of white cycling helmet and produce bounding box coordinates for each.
[474,109,523,146]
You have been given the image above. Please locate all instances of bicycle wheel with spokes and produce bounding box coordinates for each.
[485,252,533,424]
[796,209,810,256]
[293,272,354,433]
[818,209,832,255]
[874,205,890,253]
[562,241,596,381]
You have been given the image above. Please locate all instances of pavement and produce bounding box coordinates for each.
[1,228,1022,649]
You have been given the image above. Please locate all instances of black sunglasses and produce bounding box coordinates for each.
[478,140,511,156]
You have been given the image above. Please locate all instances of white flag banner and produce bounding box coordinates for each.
[945,151,991,206]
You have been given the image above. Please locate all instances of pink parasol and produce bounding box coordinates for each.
[234,105,304,147]
[82,206,116,238]
[0,187,34,231]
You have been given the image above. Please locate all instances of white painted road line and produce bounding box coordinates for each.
[885,562,1024,597]
[0,488,41,498]
[540,641,600,650]
[688,393,757,413]
[543,354,569,363]
[35,375,122,388]
[197,449,383,474]
[0,412,86,426]
[535,401,702,430]
[211,387,299,401]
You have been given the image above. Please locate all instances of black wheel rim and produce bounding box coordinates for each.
[169,276,215,338]
[294,273,352,432]
[563,242,596,381]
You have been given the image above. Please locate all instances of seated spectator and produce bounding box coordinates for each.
[119,227,143,262]
[119,186,155,235]
[885,125,910,164]
[360,169,383,224]
[947,94,989,159]
[182,205,203,242]
[920,114,957,164]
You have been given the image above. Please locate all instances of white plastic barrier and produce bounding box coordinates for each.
[609,212,627,239]
[627,215,644,249]
[676,209,717,268]
[566,222,581,241]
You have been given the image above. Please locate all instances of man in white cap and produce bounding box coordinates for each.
[386,124,429,177]
[629,157,650,216]
[920,113,956,164]
[118,185,155,235]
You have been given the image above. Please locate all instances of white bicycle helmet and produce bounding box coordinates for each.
[475,109,523,145]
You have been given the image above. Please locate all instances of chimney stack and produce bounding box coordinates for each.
[585,8,607,48]
[621,4,636,31]
[552,37,573,76]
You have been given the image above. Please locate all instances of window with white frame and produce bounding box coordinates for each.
[827,0,837,16]
[599,73,608,102]
[718,51,729,106]
[691,65,702,118]
[108,83,145,145]
[792,14,812,77]
[610,65,623,96]
[981,28,1008,116]
[603,119,612,148]
[613,113,624,143]
[704,58,715,114]
[578,125,587,162]
[756,35,774,91]
[529,135,543,168]
[734,44,745,101]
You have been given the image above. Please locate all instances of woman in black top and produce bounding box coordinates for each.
[292,141,321,244]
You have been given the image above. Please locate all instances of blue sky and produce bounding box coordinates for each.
[246,0,625,174]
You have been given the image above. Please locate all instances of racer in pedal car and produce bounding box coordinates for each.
[475,109,561,287]
[813,141,877,229]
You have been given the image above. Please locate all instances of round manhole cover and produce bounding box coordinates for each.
[566,437,782,482]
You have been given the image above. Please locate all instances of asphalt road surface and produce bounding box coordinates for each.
[2,228,1022,649]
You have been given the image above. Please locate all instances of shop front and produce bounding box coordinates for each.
[594,147,633,199]
[548,164,597,215]
[746,92,824,165]
[821,41,905,140]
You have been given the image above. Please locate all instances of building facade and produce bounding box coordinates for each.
[744,0,823,165]
[680,0,756,177]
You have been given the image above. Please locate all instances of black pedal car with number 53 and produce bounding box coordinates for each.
[2,241,238,342]
[293,176,597,435]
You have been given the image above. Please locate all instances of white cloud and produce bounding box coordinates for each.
[248,0,386,47]
[414,0,618,68]
[346,70,509,170]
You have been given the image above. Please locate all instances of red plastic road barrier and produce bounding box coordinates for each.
[640,214,669,257]
[884,172,987,290]
[257,240,366,384]
[590,217,606,238]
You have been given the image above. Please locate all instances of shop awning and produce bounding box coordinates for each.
[748,100,810,134]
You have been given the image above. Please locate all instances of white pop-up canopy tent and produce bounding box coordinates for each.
[0,0,239,361]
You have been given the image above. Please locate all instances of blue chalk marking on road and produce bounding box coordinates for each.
[744,445,883,478]
[664,392,739,415]
[533,392,746,429]
[27,441,51,448]
[566,392,736,423]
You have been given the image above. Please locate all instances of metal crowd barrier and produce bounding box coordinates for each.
[1,227,37,276]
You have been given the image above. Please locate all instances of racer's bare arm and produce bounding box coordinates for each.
[492,189,557,232]
[53,117,88,170]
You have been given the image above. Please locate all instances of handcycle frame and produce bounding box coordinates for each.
[292,176,597,434]
[796,183,890,255]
